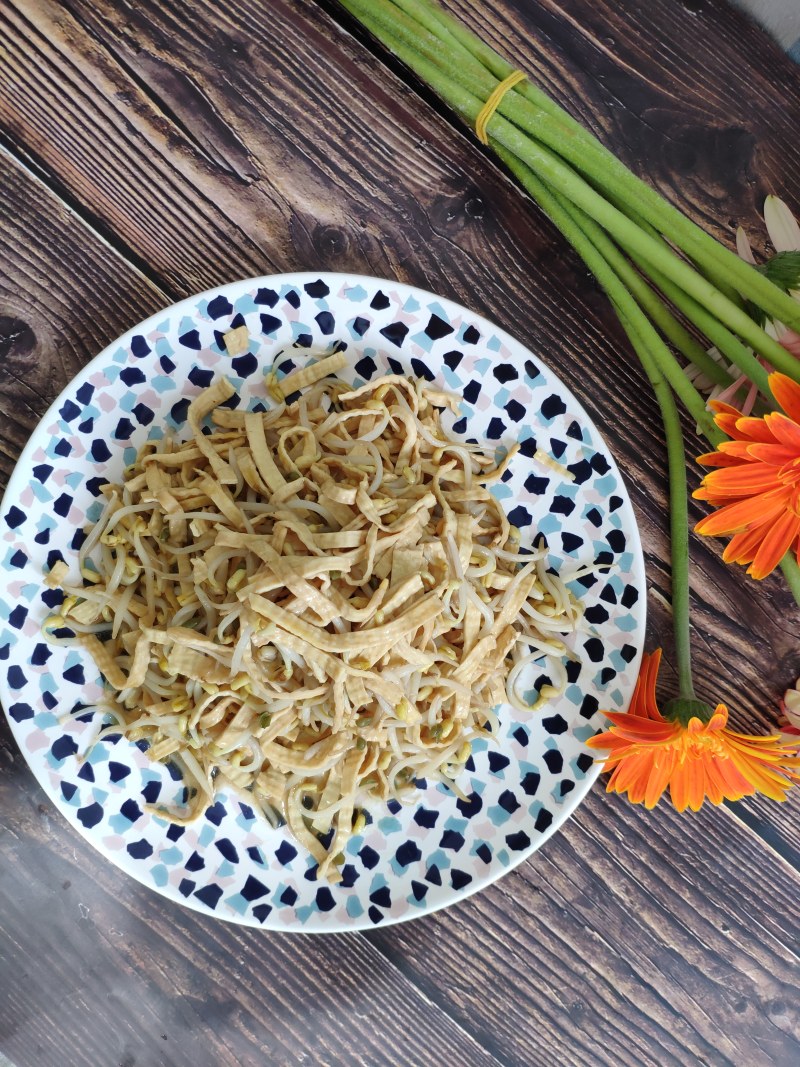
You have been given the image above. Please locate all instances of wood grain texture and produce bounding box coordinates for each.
[0,726,498,1067]
[320,0,800,857]
[3,702,800,1066]
[368,789,800,1067]
[0,149,167,480]
[2,0,799,728]
[2,1,800,1065]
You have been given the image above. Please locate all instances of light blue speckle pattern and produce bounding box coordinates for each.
[151,864,169,888]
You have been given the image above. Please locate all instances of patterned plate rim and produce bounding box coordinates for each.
[0,271,646,931]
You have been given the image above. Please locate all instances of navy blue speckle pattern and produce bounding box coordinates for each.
[241,875,269,901]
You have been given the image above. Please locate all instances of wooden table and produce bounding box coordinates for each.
[1,1,799,1064]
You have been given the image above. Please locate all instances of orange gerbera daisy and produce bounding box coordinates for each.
[587,650,800,811]
[693,371,800,579]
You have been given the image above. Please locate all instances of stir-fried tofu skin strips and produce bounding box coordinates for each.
[51,366,583,881]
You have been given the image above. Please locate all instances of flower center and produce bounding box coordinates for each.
[680,732,727,761]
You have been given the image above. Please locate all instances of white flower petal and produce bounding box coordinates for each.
[736,226,756,263]
[784,688,800,727]
[764,195,800,252]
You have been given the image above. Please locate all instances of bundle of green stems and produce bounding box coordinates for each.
[337,0,800,612]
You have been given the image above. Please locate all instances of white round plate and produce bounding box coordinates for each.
[0,273,645,931]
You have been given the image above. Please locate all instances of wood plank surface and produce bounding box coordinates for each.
[1,0,797,693]
[3,0,798,844]
[367,790,800,1067]
[0,725,498,1067]
[2,640,799,1065]
[0,151,167,479]
[2,1,800,1065]
[0,149,499,1067]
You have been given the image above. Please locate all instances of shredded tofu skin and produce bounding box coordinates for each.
[49,369,585,882]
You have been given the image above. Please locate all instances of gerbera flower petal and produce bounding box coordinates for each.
[669,760,690,812]
[763,411,800,449]
[769,372,800,425]
[725,726,800,747]
[779,330,800,358]
[589,653,798,812]
[698,464,786,496]
[585,731,629,758]
[643,750,675,809]
[605,754,636,792]
[639,647,662,721]
[694,493,787,536]
[623,754,660,804]
[597,717,680,743]
[731,416,779,444]
[722,525,765,565]
[607,754,651,801]
[686,752,707,812]
[714,755,757,802]
[696,450,747,469]
[736,225,757,264]
[764,195,800,253]
[710,413,747,441]
[726,746,797,800]
[697,439,770,467]
[748,509,800,579]
[744,441,800,465]
[620,766,651,805]
[703,757,729,804]
[715,440,762,457]
[709,399,746,418]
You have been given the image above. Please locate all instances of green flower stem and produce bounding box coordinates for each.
[391,0,774,316]
[352,0,800,327]
[418,0,746,311]
[506,164,800,611]
[545,196,735,390]
[606,197,743,310]
[391,0,594,135]
[342,0,800,379]
[341,0,800,610]
[493,149,698,697]
[605,196,772,388]
[514,188,800,613]
[614,309,697,701]
[606,198,776,396]
[642,260,773,397]
[781,556,800,604]
[392,0,590,137]
[497,155,724,441]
